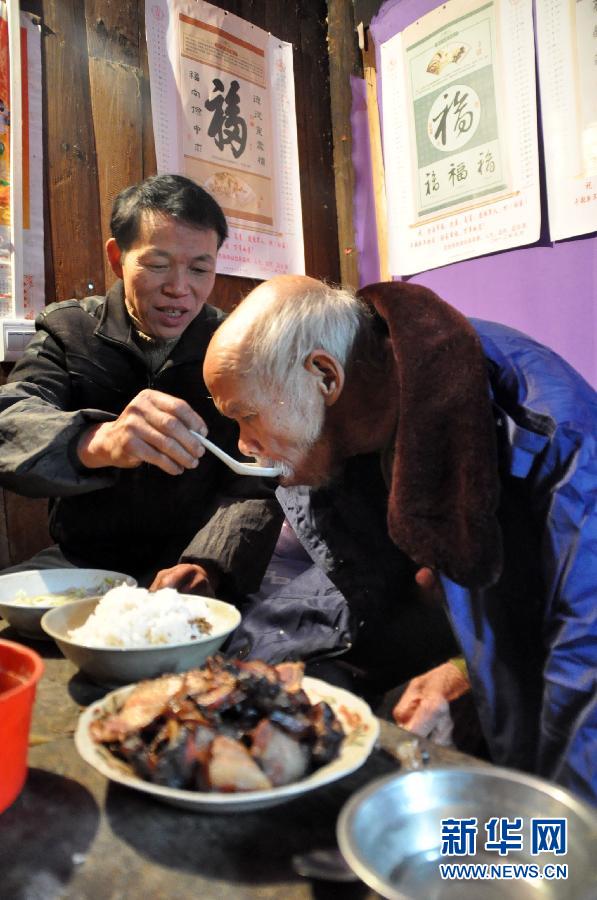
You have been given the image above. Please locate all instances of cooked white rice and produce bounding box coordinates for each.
[67,585,215,648]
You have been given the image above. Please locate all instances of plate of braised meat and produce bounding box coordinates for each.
[75,655,379,812]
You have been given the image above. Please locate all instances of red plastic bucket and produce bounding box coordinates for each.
[0,639,44,813]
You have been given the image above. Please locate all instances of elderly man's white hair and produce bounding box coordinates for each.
[232,276,370,389]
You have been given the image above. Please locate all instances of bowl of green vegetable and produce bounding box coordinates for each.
[0,569,136,640]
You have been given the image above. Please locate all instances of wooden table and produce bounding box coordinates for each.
[0,622,483,900]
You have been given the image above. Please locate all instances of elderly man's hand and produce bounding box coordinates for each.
[77,389,207,475]
[392,660,470,746]
[149,563,217,597]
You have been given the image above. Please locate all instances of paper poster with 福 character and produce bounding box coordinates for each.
[145,0,304,279]
[380,0,540,275]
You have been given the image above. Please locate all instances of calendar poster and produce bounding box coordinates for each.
[380,0,540,275]
[146,0,304,279]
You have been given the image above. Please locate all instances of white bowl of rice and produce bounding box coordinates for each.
[40,585,241,687]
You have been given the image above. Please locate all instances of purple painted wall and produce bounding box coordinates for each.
[351,0,596,386]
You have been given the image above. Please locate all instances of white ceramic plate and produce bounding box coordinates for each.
[75,676,379,813]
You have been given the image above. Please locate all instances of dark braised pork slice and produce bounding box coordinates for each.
[90,674,185,742]
[149,722,216,788]
[207,735,272,791]
[235,659,280,682]
[232,659,305,690]
[143,722,196,788]
[187,669,244,711]
[167,696,212,726]
[116,720,216,789]
[250,719,310,786]
[180,667,214,697]
[181,657,251,713]
[310,701,345,766]
[267,686,314,736]
[233,664,311,719]
[273,661,305,693]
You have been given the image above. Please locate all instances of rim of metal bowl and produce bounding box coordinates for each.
[336,765,597,900]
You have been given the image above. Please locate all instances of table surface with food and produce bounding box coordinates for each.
[0,607,487,900]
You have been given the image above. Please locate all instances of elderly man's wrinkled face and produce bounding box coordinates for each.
[207,366,333,487]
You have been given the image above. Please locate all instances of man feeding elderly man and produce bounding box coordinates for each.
[0,174,282,593]
[179,273,594,804]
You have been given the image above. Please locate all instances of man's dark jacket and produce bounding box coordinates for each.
[0,282,281,589]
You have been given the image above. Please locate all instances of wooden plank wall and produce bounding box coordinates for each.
[1,0,343,566]
[327,0,361,288]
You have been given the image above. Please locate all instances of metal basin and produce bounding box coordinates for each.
[337,766,597,899]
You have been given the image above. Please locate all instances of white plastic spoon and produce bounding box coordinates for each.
[190,431,283,478]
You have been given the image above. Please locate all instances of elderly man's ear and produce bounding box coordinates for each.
[305,350,345,406]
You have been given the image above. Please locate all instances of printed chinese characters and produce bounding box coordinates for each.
[206,78,247,159]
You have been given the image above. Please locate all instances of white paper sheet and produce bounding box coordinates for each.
[380,0,540,275]
[535,0,597,241]
[146,0,304,279]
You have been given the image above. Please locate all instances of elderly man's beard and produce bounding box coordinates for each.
[254,389,326,482]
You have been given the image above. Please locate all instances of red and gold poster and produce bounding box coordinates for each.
[0,3,43,318]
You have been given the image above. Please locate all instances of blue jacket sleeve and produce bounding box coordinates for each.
[535,424,597,801]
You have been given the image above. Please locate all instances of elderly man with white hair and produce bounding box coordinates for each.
[172,274,596,803]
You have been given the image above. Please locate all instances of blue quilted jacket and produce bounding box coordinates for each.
[439,320,596,802]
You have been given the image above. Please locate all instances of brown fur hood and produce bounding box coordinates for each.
[357,281,502,589]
